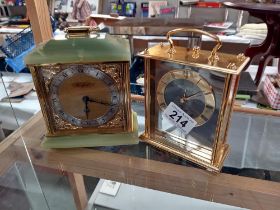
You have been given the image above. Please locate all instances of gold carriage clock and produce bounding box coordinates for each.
[139,28,250,172]
[25,27,137,148]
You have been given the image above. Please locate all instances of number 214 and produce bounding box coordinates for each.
[169,111,188,127]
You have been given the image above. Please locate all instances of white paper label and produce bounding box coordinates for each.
[99,180,121,197]
[163,102,197,135]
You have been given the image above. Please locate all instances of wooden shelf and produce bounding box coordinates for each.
[233,105,280,117]
[0,112,279,210]
[90,14,206,27]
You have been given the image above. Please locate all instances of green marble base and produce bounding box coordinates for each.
[42,112,139,149]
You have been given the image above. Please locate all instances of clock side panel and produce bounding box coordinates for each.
[29,65,58,135]
[123,62,132,132]
[29,62,131,136]
[143,58,156,139]
[212,74,240,167]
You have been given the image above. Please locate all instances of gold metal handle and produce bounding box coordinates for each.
[65,26,100,38]
[166,28,222,65]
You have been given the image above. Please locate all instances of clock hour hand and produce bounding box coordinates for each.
[83,96,112,106]
[180,91,202,104]
[82,96,90,120]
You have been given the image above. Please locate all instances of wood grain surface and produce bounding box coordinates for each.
[223,1,280,13]
[68,172,88,210]
[91,16,204,28]
[26,0,53,45]
[0,112,278,210]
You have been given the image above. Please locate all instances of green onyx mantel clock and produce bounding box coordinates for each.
[25,27,137,148]
[138,28,250,172]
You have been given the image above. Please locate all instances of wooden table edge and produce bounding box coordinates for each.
[0,112,279,210]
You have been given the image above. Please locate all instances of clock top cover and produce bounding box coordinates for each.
[25,33,131,65]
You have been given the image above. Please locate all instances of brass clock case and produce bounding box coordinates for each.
[138,28,250,172]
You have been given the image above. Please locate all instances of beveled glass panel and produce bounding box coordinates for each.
[148,59,225,161]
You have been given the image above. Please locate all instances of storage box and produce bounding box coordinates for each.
[262,74,280,109]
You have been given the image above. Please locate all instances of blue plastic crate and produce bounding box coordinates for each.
[0,27,35,59]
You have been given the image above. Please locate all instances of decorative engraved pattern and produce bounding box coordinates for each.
[82,63,124,129]
[91,64,124,128]
[41,63,122,92]
[53,114,80,130]
[92,64,122,89]
[99,109,124,129]
[192,46,200,59]
[227,63,237,70]
[237,53,246,62]
[41,65,61,93]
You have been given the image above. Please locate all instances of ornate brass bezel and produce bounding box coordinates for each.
[28,61,132,137]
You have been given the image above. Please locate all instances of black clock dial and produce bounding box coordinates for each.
[164,79,206,119]
[157,69,215,126]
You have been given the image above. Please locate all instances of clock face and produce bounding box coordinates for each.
[157,69,215,126]
[49,66,120,127]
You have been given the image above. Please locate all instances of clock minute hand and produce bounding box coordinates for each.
[87,97,112,106]
[186,91,204,100]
